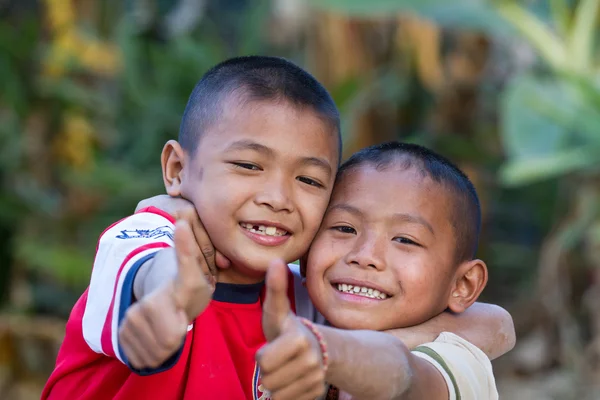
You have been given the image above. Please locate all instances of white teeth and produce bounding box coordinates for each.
[335,284,388,299]
[241,223,287,236]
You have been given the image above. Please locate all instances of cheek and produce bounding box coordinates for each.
[306,233,345,280]
[297,194,330,235]
[395,259,451,304]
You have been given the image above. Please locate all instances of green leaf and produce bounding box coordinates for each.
[496,1,568,70]
[312,0,512,35]
[568,0,599,73]
[500,74,570,159]
[550,0,572,38]
[500,147,599,186]
[15,239,93,288]
[500,73,600,186]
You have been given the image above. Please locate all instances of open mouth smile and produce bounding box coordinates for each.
[240,222,288,237]
[332,283,390,300]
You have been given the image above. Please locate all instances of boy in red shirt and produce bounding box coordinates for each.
[43,57,513,400]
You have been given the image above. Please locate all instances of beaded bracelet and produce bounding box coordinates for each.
[299,317,329,373]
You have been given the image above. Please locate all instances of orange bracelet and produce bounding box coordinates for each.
[299,317,329,373]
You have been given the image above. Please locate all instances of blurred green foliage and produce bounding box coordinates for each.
[0,1,598,365]
[0,0,598,396]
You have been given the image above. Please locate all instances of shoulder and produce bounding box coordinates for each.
[99,207,175,245]
[412,332,498,400]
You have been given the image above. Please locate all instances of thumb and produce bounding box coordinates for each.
[172,220,205,310]
[262,259,291,341]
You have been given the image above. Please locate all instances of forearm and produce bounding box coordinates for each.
[386,302,516,360]
[133,248,178,300]
[321,327,412,400]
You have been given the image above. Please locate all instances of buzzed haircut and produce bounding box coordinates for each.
[178,56,342,163]
[338,142,482,263]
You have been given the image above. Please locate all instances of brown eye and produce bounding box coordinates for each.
[393,236,419,246]
[332,226,356,234]
[232,162,261,171]
[297,176,323,188]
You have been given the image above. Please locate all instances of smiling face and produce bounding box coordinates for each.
[305,163,460,330]
[178,98,339,284]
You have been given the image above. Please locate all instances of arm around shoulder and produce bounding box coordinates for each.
[321,327,448,400]
[386,302,515,360]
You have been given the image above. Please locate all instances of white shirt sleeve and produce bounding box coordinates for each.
[287,263,327,325]
[412,332,499,400]
[82,209,175,362]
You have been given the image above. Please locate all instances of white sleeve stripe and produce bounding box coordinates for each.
[288,263,326,325]
[82,212,174,357]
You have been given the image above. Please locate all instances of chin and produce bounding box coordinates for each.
[325,311,384,331]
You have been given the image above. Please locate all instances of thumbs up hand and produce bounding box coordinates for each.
[118,220,212,369]
[256,260,327,400]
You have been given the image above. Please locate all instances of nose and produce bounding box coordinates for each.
[254,173,295,213]
[344,232,386,271]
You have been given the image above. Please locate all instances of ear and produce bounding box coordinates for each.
[161,140,186,197]
[447,259,488,314]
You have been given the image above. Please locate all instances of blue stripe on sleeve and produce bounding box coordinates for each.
[117,251,185,375]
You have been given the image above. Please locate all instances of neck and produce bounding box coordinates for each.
[216,264,266,285]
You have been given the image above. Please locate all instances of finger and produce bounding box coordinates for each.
[119,334,145,369]
[140,299,188,362]
[172,220,208,308]
[119,322,158,369]
[257,330,305,375]
[262,259,292,341]
[259,339,321,394]
[269,369,326,400]
[146,303,189,355]
[183,208,217,278]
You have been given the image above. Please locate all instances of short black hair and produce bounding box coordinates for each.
[338,142,481,263]
[178,56,342,162]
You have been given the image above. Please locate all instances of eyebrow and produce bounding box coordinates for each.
[301,156,332,177]
[225,139,332,176]
[328,204,363,217]
[392,213,435,235]
[225,139,274,157]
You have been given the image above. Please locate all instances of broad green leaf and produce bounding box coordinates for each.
[312,0,512,35]
[500,74,570,159]
[500,147,599,186]
[496,1,568,70]
[531,79,600,147]
[550,0,572,37]
[568,0,599,73]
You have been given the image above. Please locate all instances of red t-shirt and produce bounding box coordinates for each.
[42,207,323,400]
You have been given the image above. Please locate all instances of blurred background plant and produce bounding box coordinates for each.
[0,0,598,398]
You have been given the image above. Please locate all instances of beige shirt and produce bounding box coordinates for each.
[412,332,499,400]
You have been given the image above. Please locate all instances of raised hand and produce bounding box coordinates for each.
[136,194,231,283]
[256,260,327,400]
[118,220,213,369]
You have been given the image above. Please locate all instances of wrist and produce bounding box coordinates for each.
[299,318,329,373]
[135,248,178,300]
